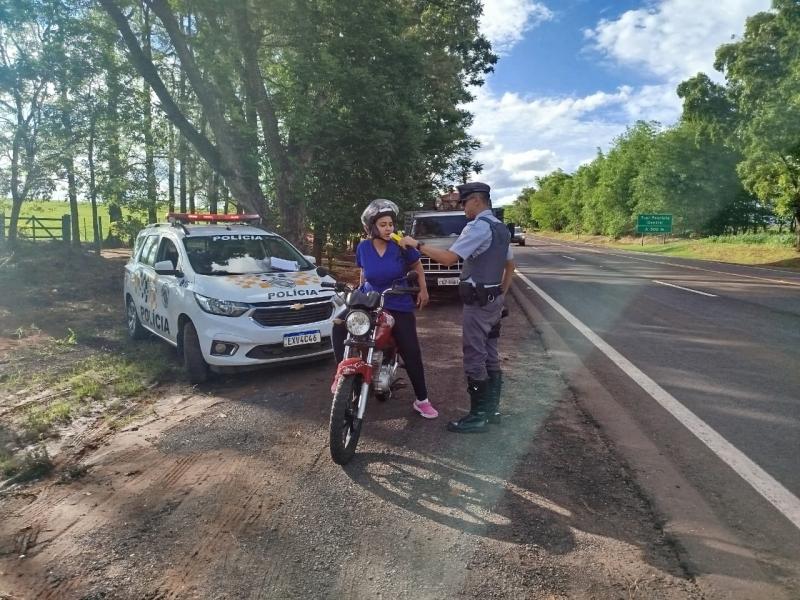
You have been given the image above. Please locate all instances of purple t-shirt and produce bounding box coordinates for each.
[356,240,420,312]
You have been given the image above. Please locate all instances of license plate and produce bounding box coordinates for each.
[437,277,460,286]
[283,330,321,348]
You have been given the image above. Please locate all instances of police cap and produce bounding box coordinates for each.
[457,182,491,202]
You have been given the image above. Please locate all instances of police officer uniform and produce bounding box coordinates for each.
[446,182,513,433]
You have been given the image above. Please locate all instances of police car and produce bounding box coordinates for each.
[123,213,340,383]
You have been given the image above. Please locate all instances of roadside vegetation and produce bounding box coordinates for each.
[0,242,180,486]
[537,231,800,271]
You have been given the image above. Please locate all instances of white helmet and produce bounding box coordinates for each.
[360,199,399,237]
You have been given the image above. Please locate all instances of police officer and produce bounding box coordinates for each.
[400,182,514,433]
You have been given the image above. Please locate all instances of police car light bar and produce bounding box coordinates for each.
[167,213,261,224]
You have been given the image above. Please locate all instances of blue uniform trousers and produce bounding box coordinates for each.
[462,294,505,381]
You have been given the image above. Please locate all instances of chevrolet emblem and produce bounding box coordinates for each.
[289,303,305,311]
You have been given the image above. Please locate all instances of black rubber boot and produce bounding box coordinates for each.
[447,378,489,433]
[486,370,502,424]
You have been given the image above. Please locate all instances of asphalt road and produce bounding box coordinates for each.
[512,236,800,594]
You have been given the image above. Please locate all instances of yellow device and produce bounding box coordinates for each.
[390,232,403,244]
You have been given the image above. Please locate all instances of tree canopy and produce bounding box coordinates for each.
[0,0,496,249]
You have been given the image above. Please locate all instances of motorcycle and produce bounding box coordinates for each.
[321,271,420,465]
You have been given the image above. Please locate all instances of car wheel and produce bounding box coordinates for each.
[182,321,209,384]
[126,296,148,340]
[519,239,526,246]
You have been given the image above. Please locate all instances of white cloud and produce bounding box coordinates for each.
[586,0,771,83]
[480,0,553,54]
[467,85,641,204]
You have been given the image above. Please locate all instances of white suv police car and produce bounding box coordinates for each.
[123,213,339,383]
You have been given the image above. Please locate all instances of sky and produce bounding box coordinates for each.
[471,0,772,205]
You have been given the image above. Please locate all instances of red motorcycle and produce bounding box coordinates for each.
[322,272,419,465]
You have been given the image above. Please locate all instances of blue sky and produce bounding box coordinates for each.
[471,0,772,205]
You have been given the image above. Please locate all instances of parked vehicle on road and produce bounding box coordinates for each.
[123,213,339,383]
[404,194,509,291]
[324,272,420,465]
[511,225,526,246]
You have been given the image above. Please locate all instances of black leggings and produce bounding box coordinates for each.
[332,310,428,401]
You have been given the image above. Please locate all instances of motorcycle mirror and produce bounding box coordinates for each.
[316,266,330,277]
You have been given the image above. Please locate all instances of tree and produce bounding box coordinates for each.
[97,0,495,247]
[592,122,658,237]
[632,122,756,235]
[0,0,59,246]
[530,170,571,231]
[714,1,800,248]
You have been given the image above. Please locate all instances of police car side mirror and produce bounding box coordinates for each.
[154,260,178,276]
[316,266,329,277]
[304,254,317,265]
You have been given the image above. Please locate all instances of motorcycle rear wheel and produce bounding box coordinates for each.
[329,374,364,465]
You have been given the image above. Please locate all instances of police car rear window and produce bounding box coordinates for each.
[183,235,312,275]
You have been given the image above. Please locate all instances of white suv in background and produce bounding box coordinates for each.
[123,213,339,383]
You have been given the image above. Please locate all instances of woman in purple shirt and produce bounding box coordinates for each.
[332,199,438,419]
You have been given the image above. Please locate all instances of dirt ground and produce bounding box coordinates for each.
[0,244,704,599]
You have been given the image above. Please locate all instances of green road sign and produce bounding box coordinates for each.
[636,214,673,234]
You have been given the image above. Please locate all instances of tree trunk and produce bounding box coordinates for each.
[222,185,230,214]
[208,171,219,214]
[89,113,101,252]
[312,222,326,265]
[168,123,176,213]
[142,7,158,224]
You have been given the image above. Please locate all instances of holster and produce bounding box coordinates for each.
[459,282,477,305]
[459,282,499,307]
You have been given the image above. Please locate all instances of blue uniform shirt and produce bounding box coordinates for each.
[356,239,420,312]
[449,209,514,284]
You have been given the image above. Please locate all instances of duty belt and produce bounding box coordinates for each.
[458,282,503,306]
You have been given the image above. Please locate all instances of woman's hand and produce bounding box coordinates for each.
[416,287,429,310]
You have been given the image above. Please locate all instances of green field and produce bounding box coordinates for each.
[0,200,163,243]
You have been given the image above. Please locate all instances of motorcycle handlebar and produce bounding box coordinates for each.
[384,287,420,296]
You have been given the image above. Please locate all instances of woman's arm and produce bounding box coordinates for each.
[411,260,429,309]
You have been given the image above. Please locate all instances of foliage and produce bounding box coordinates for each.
[713,0,800,247]
[109,214,146,247]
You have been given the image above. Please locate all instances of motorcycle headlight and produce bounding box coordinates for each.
[194,293,250,317]
[345,310,371,336]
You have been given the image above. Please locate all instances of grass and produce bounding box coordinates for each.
[0,447,54,483]
[6,344,178,444]
[540,231,800,271]
[0,199,166,243]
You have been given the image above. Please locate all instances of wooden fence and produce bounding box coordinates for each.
[0,214,104,245]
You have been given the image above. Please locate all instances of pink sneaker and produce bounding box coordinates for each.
[413,399,439,419]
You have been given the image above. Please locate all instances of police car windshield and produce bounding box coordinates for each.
[412,215,469,238]
[183,234,311,275]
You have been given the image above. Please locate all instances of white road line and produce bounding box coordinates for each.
[515,269,800,532]
[653,280,717,297]
[561,255,576,261]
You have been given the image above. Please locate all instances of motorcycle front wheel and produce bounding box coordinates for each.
[329,374,364,465]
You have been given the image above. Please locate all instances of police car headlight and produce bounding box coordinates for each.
[194,293,250,317]
[345,310,371,336]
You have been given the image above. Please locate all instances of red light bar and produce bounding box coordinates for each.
[167,212,260,223]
